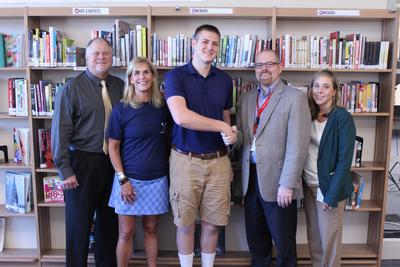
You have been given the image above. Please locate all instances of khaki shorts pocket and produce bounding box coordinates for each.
[170,190,181,218]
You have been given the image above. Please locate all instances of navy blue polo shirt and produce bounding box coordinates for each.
[107,102,169,180]
[164,61,233,153]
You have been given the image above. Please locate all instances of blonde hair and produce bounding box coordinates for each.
[122,57,163,109]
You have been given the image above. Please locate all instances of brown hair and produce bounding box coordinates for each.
[193,24,221,39]
[308,69,341,120]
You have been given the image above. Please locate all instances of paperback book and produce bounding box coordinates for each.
[43,176,64,203]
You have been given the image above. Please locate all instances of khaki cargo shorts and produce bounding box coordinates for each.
[169,149,231,227]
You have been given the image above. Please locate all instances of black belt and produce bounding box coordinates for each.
[172,144,227,160]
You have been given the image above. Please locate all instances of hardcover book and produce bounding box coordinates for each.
[38,128,54,168]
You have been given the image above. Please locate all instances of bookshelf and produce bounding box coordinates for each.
[0,5,397,267]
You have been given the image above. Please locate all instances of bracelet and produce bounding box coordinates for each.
[116,171,126,181]
[119,177,129,186]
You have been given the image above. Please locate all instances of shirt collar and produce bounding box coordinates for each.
[257,80,279,98]
[187,60,217,77]
[85,69,108,87]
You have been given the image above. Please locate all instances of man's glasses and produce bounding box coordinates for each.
[254,61,280,69]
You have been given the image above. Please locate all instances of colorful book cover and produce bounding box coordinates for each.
[43,176,64,203]
[38,128,54,168]
[4,33,24,67]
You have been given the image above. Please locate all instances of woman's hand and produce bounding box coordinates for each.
[121,182,136,203]
[323,202,333,211]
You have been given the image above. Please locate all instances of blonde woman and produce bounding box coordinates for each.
[108,57,169,267]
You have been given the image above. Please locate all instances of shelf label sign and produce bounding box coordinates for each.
[190,8,233,15]
[72,8,109,15]
[317,9,360,16]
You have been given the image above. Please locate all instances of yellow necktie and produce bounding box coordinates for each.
[101,80,112,154]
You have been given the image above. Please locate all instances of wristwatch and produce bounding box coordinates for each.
[117,172,129,185]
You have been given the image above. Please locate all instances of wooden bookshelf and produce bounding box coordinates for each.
[0,205,35,217]
[0,112,29,119]
[0,162,32,170]
[0,249,38,263]
[0,5,396,267]
[39,244,378,266]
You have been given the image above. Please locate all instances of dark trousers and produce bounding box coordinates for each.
[65,150,118,267]
[244,164,297,267]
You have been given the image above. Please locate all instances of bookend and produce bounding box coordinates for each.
[0,145,8,163]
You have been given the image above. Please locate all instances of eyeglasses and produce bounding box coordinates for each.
[254,61,280,69]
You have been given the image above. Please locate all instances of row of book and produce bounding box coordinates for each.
[151,33,273,68]
[340,82,379,113]
[92,20,148,67]
[4,171,63,210]
[6,76,377,120]
[28,27,86,68]
[276,32,390,70]
[7,77,66,118]
[5,29,393,70]
[31,81,64,117]
[28,23,148,68]
[7,78,28,117]
[0,33,24,68]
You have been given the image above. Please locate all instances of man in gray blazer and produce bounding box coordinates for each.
[235,49,311,267]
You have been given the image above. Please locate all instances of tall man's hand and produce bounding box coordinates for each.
[62,175,79,190]
[277,186,293,208]
[221,125,238,145]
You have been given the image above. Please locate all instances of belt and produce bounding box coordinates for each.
[172,145,227,160]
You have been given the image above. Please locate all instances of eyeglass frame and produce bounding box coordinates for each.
[254,61,280,69]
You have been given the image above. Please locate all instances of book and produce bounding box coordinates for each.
[13,128,30,165]
[194,220,225,256]
[352,136,363,167]
[0,34,5,67]
[43,176,64,203]
[4,33,24,67]
[346,172,366,210]
[0,218,4,252]
[5,171,32,214]
[38,128,54,168]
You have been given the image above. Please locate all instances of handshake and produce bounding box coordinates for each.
[220,125,238,146]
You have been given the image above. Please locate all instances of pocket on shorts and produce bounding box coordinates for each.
[170,190,181,218]
[225,195,231,217]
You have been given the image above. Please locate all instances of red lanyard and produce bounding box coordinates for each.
[253,92,272,136]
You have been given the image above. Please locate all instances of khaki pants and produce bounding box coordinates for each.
[303,185,346,267]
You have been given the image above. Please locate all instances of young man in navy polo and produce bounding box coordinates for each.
[164,24,237,267]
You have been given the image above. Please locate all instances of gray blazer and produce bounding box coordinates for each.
[236,79,311,202]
